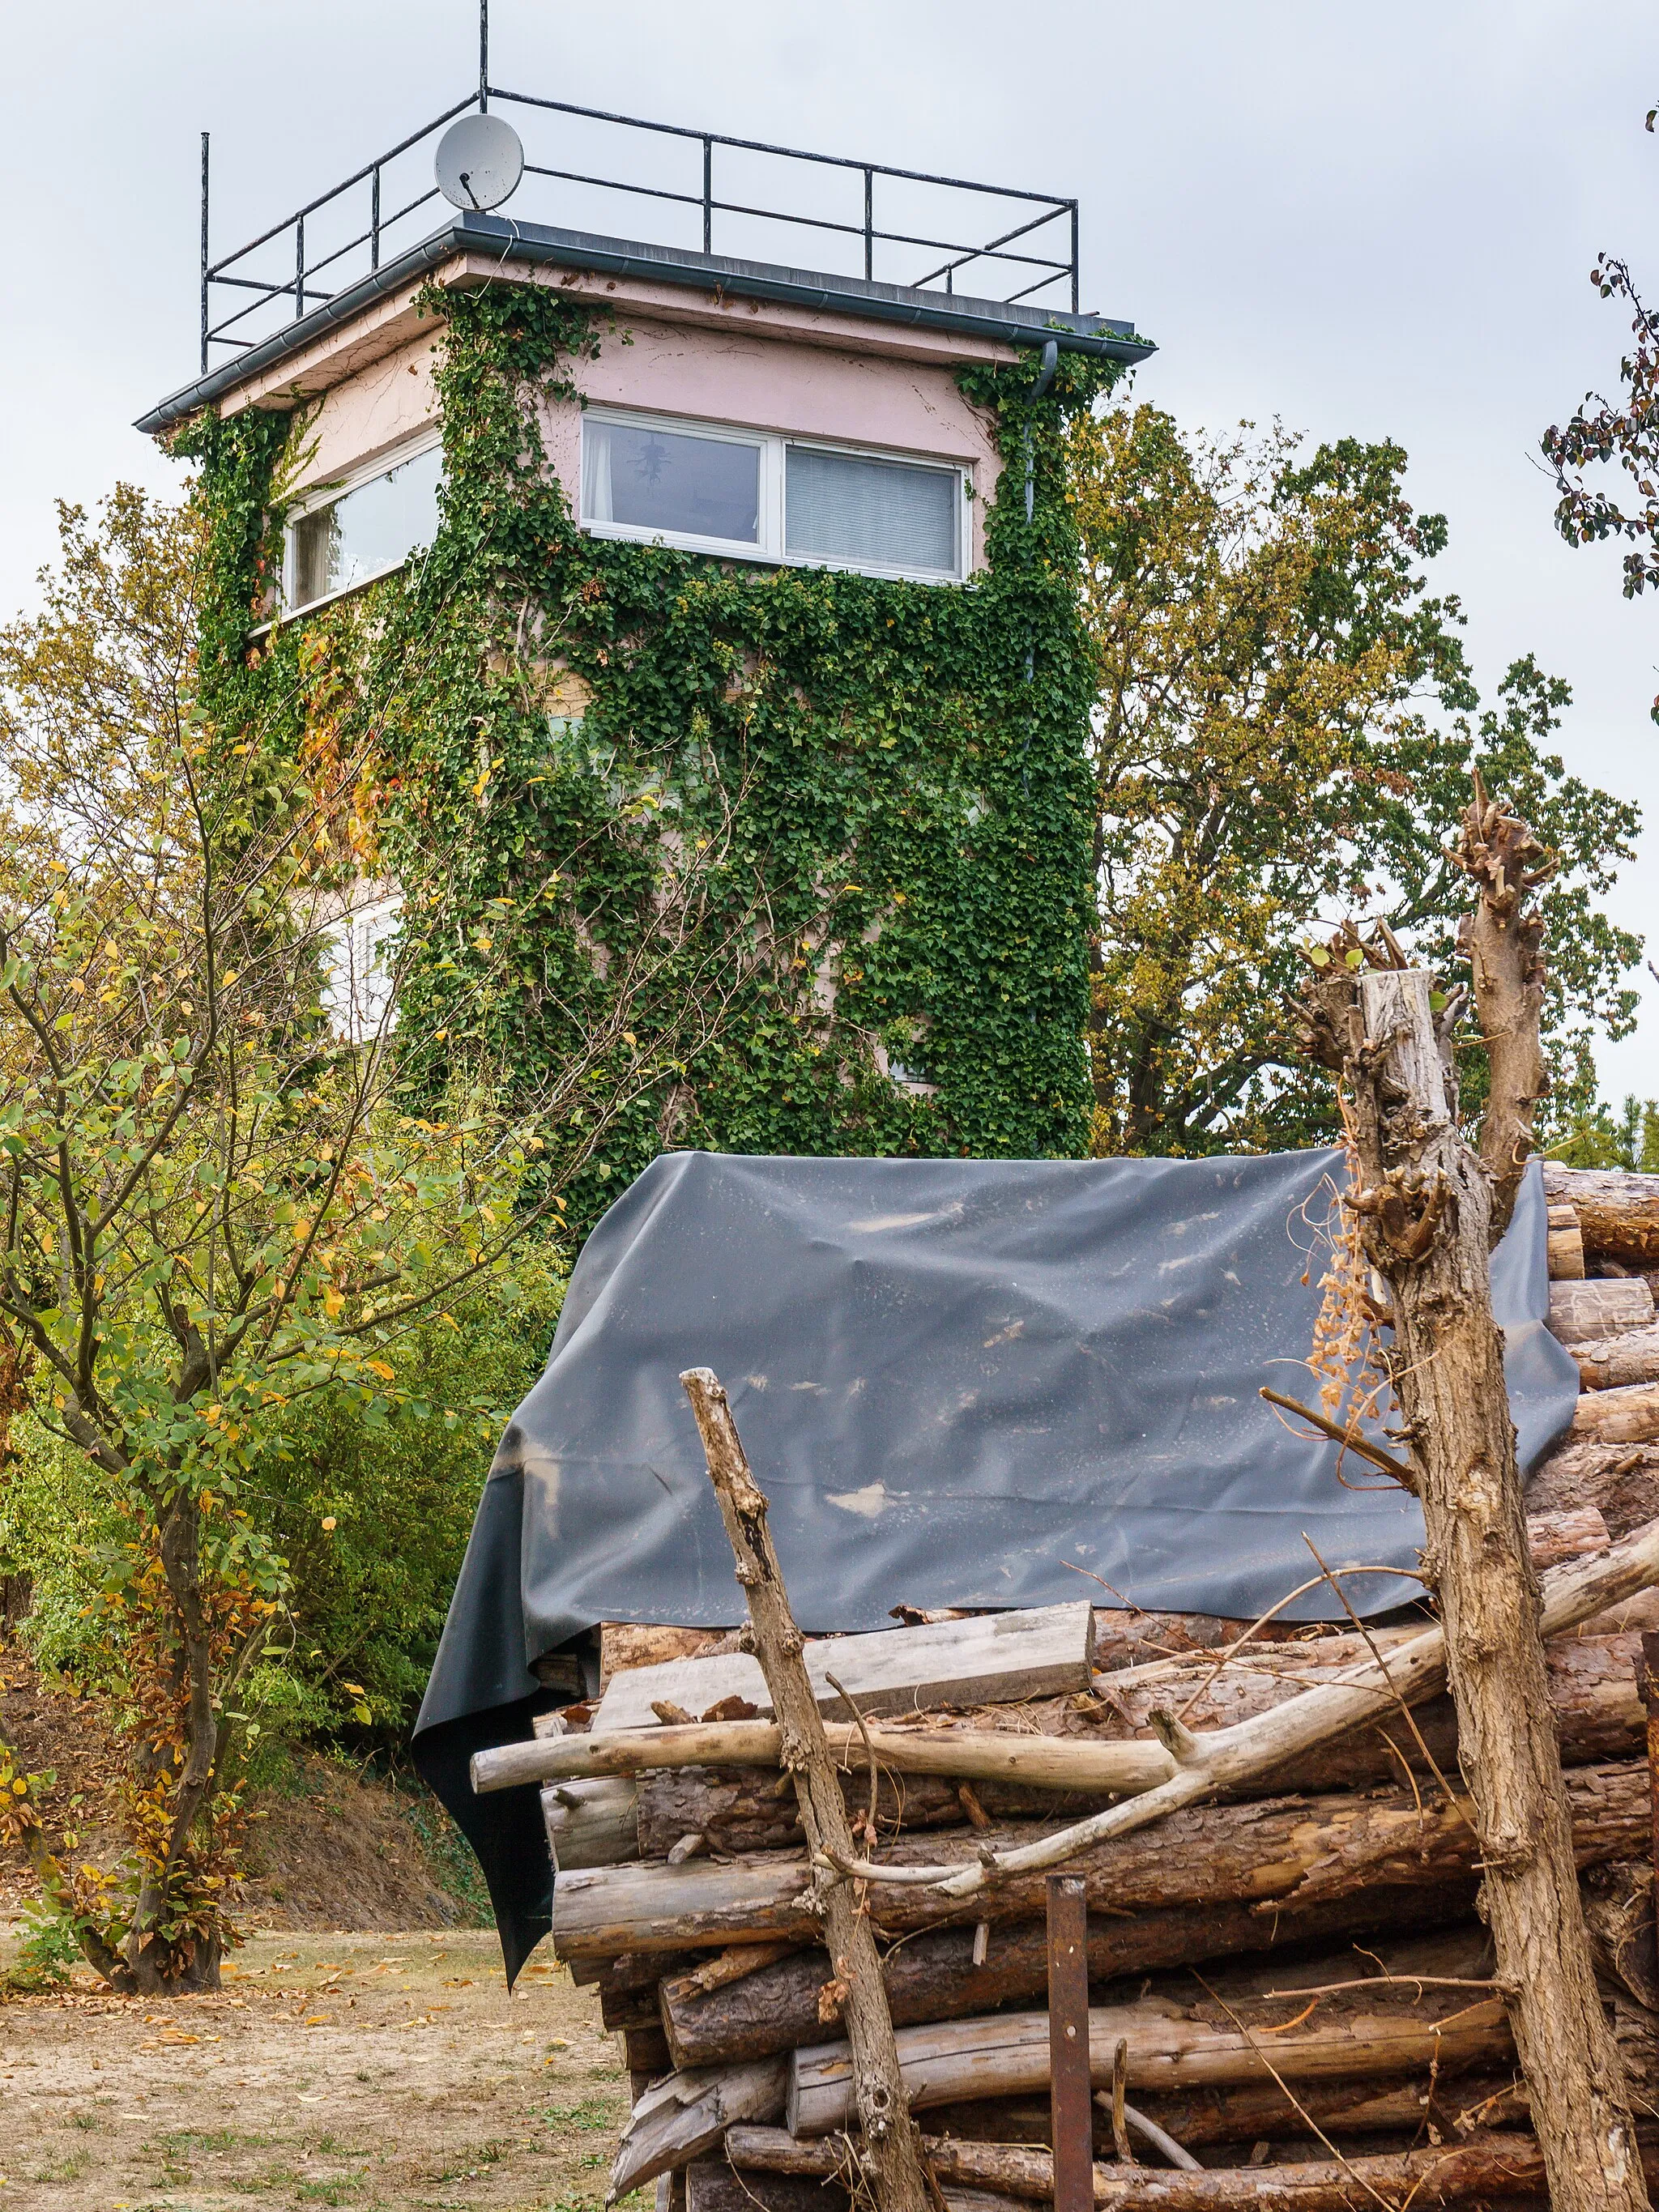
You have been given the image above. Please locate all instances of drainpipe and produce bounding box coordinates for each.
[1023,339,1061,710]
[1023,338,1060,523]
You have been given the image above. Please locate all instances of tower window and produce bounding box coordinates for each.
[579,407,969,582]
[285,439,443,615]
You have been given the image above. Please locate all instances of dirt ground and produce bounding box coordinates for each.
[0,1925,642,2212]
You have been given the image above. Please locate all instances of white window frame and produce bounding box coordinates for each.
[282,429,444,619]
[578,405,971,584]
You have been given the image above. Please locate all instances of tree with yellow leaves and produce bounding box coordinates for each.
[1070,406,1642,1157]
[0,488,746,1988]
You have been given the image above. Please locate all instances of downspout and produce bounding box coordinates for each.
[1023,338,1060,523]
[1024,338,1060,705]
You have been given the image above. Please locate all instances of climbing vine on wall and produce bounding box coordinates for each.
[181,282,1128,1234]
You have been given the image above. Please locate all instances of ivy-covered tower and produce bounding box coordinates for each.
[141,92,1152,1228]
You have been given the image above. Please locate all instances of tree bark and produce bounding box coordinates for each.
[679,1367,932,2212]
[1294,784,1648,2212]
[552,1758,1648,1961]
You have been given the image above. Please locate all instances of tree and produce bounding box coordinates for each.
[1297,789,1648,2212]
[1071,406,1642,1156]
[0,487,753,1989]
[1544,249,1659,666]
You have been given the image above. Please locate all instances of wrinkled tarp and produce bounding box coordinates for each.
[413,1147,1577,1973]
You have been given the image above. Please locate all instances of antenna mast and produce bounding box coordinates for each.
[480,0,489,111]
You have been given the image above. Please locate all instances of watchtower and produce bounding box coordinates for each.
[142,54,1153,1220]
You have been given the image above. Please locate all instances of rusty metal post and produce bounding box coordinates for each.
[1047,1873,1092,2212]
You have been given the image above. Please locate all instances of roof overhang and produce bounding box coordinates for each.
[137,211,1154,438]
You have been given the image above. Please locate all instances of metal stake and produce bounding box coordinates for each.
[1046,1873,1091,2212]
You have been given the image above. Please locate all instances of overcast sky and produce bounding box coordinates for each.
[4,1,1657,1107]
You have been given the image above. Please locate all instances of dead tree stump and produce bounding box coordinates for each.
[1297,780,1648,2212]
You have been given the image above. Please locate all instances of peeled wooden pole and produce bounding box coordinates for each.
[678,1367,931,2212]
[1294,788,1648,2212]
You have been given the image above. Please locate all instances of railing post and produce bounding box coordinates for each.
[702,135,713,255]
[864,166,873,281]
[295,215,305,322]
[199,130,210,373]
[371,164,382,270]
[1070,201,1079,313]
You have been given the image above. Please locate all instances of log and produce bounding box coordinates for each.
[785,1988,1513,2136]
[1549,1277,1656,1345]
[611,2057,788,2199]
[1546,1166,1659,1268]
[1575,1384,1659,1447]
[868,2074,1533,2153]
[591,1600,1097,1732]
[1578,1328,1659,1392]
[554,1759,1647,1960]
[678,1368,932,2212]
[659,1890,1482,2069]
[817,1499,1659,1907]
[1550,1200,1588,1280]
[743,2133,1650,2212]
[603,1623,736,1686]
[1528,1443,1659,1542]
[727,2126,1563,2206]
[685,2160,849,2212]
[476,1717,1172,1799]
[544,1776,641,1870]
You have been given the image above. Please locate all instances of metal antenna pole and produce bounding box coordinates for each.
[199,131,211,373]
[479,0,488,109]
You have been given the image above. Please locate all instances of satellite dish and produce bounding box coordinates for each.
[435,113,525,212]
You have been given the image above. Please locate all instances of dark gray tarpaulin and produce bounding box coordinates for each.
[413,1147,1577,1972]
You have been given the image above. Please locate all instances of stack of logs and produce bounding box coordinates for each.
[471,1162,1659,2210]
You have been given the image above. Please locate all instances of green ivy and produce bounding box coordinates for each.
[186,284,1128,1234]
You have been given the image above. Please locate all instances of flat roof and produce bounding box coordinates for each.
[137,211,1154,437]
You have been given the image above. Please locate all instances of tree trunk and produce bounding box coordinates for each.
[680,1368,932,2212]
[552,1758,1648,1960]
[1294,784,1648,2212]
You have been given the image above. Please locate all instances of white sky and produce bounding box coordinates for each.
[4,1,1657,1106]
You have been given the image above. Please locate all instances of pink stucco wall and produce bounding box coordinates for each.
[282,285,1004,572]
[288,331,441,496]
[542,319,1002,568]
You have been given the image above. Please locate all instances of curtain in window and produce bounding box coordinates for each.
[786,447,957,573]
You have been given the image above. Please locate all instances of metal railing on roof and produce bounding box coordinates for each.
[198,87,1081,373]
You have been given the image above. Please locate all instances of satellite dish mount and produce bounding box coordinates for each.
[436,112,525,213]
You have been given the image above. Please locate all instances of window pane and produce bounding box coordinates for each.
[786,447,958,574]
[583,418,760,544]
[289,444,442,609]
